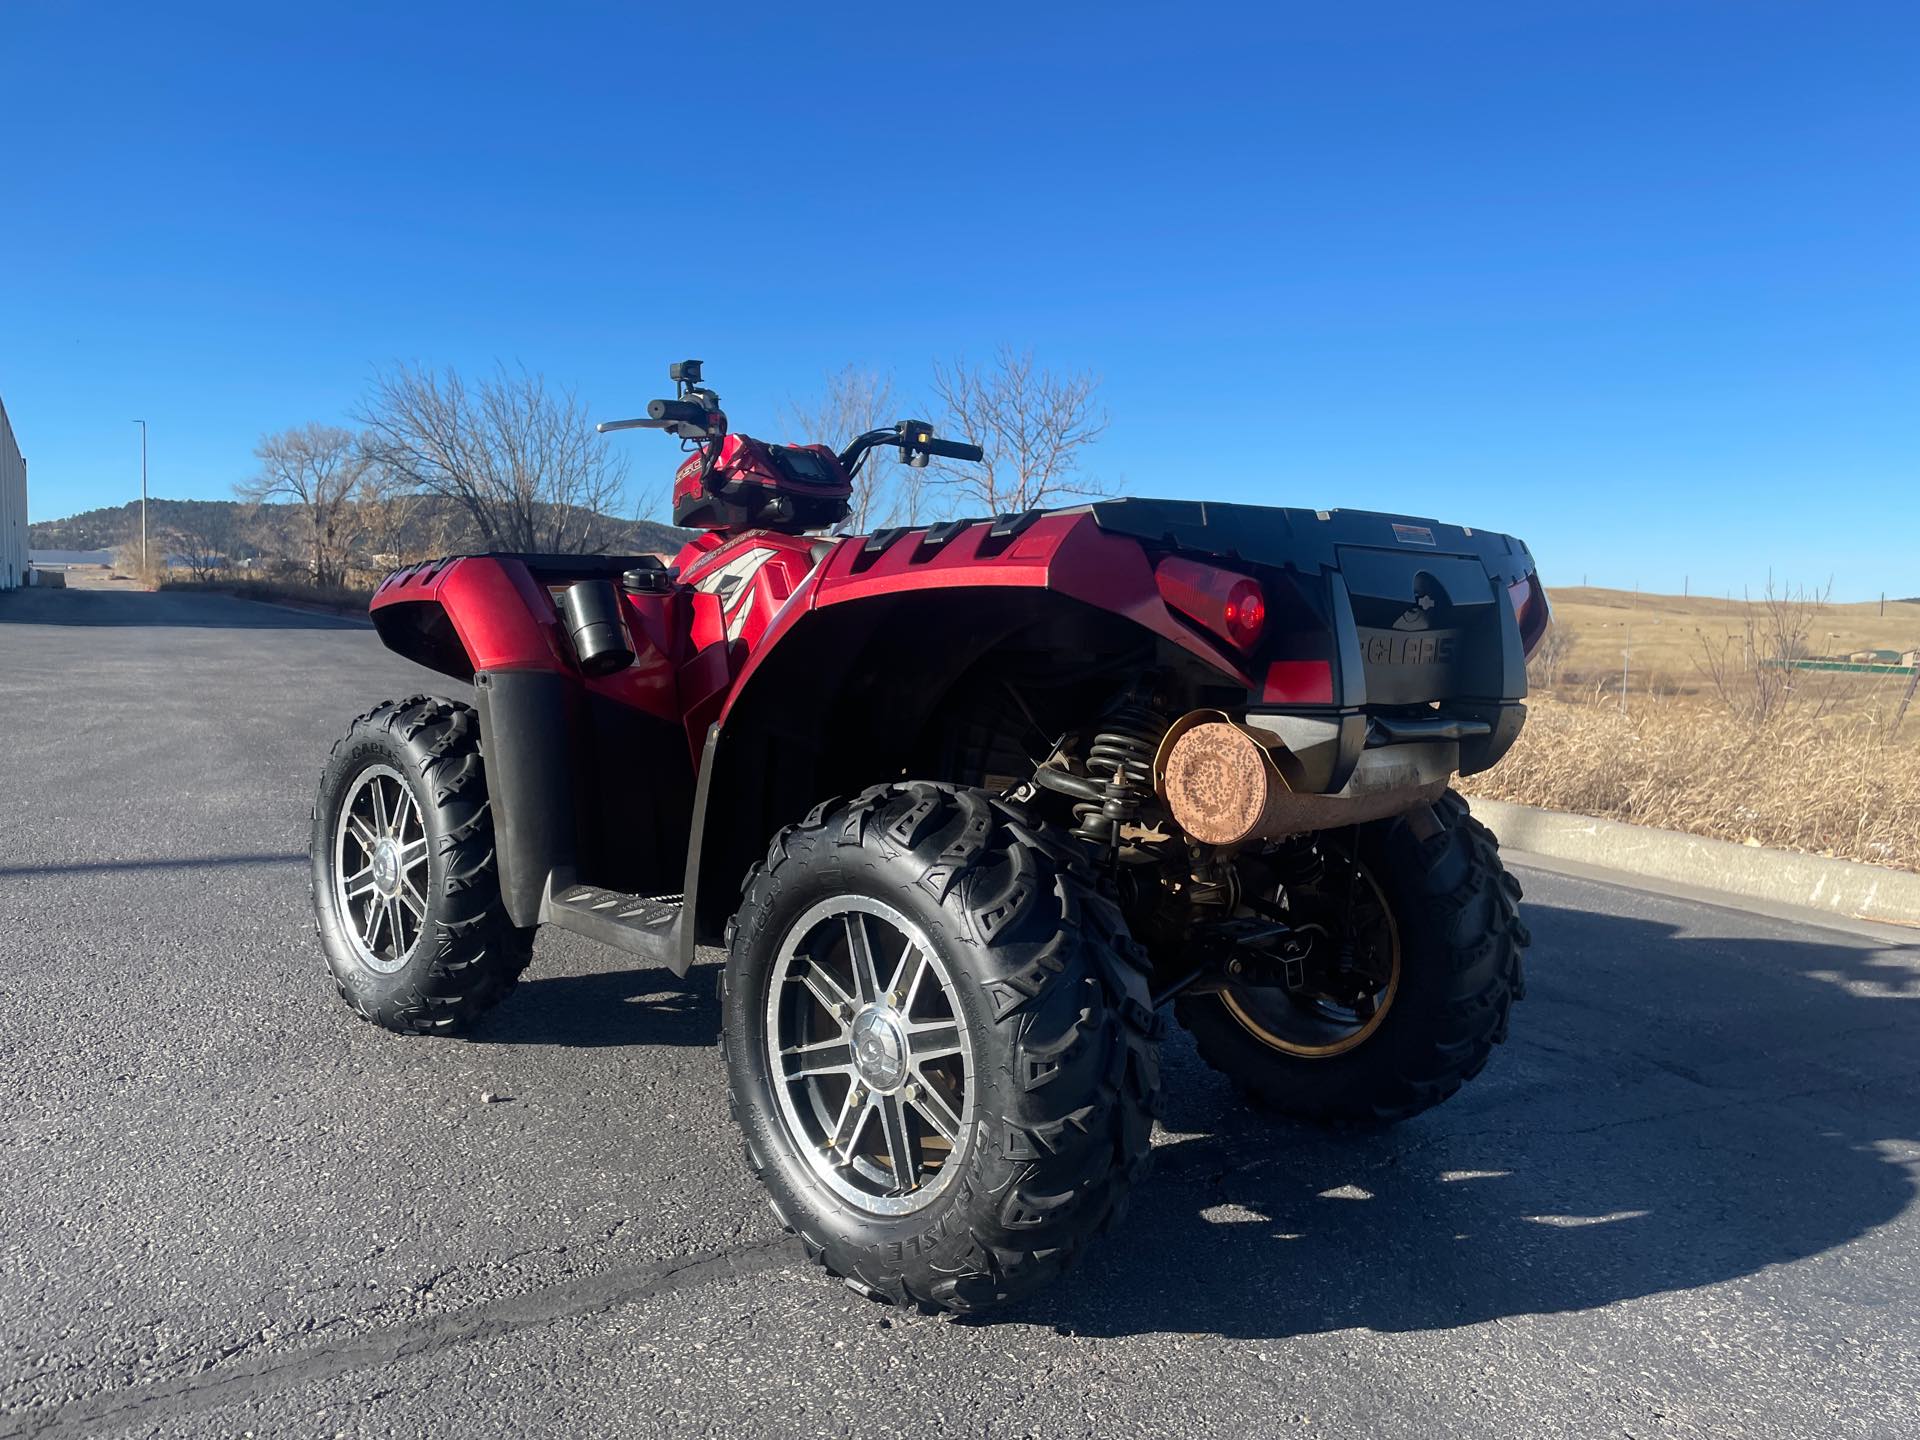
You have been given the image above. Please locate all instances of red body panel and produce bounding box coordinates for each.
[675,528,833,743]
[718,512,1248,724]
[372,506,1255,764]
[374,555,569,672]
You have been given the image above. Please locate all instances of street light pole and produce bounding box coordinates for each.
[134,420,148,579]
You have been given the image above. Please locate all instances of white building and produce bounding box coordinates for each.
[0,397,25,591]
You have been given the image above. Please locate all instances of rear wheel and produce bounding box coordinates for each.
[1176,791,1528,1126]
[311,696,533,1034]
[723,783,1160,1312]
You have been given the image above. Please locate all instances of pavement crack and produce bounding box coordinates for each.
[0,1239,806,1440]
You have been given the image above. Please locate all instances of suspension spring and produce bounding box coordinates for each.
[1070,699,1166,847]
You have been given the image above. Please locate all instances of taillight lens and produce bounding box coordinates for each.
[1508,573,1550,657]
[1156,557,1267,654]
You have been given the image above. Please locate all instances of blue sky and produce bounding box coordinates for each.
[2,0,1914,598]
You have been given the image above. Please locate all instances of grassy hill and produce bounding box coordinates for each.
[31,499,258,555]
[1544,585,1920,687]
[30,497,691,559]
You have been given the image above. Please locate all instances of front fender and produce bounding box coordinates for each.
[370,556,569,680]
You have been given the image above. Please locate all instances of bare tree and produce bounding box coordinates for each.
[785,365,900,531]
[359,364,629,554]
[354,459,425,568]
[929,348,1108,513]
[1693,577,1838,726]
[113,539,162,588]
[240,424,367,587]
[168,508,233,583]
[234,499,299,577]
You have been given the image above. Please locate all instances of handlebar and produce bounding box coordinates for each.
[647,398,709,426]
[920,437,984,462]
[599,365,983,488]
[837,423,985,477]
[595,398,722,440]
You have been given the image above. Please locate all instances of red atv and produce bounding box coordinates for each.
[311,360,1542,1312]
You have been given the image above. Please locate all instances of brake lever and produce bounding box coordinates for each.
[595,417,672,434]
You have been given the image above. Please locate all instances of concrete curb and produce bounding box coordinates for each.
[1464,796,1920,927]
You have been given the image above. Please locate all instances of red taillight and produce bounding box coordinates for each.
[1223,583,1264,649]
[1261,659,1334,705]
[1156,557,1267,654]
[1508,573,1550,657]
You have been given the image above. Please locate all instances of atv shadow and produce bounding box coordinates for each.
[467,960,721,1049]
[991,901,1920,1339]
[0,586,368,629]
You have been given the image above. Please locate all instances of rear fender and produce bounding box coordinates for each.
[718,510,1243,727]
[682,511,1249,948]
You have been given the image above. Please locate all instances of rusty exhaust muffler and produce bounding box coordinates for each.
[1155,710,1446,846]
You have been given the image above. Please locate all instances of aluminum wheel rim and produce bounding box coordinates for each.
[765,895,977,1217]
[333,763,430,975]
[1222,863,1401,1058]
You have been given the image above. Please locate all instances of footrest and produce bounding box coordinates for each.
[544,883,684,964]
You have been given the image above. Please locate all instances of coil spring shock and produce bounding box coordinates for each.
[1070,699,1166,847]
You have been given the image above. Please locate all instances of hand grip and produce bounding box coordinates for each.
[647,398,710,426]
[921,437,984,462]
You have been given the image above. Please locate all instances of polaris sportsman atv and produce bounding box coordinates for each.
[311,360,1542,1313]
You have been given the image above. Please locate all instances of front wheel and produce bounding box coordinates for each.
[1176,790,1529,1127]
[310,695,533,1034]
[722,783,1160,1313]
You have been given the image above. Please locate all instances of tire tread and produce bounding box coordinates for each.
[311,696,532,1035]
[722,782,1160,1313]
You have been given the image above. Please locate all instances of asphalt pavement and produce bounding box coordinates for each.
[2,586,1916,1439]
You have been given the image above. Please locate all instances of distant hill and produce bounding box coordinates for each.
[30,497,691,560]
[1543,585,1920,684]
[31,499,251,554]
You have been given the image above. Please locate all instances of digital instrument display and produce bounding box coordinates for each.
[775,447,834,484]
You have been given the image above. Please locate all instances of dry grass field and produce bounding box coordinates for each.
[1541,585,1920,686]
[1458,586,1920,873]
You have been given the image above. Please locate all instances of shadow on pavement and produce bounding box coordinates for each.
[989,902,1920,1338]
[469,962,721,1049]
[0,852,305,878]
[0,587,366,630]
[395,893,1920,1339]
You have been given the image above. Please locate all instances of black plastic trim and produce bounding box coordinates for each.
[674,722,723,973]
[1087,497,1535,587]
[987,509,1042,541]
[1326,574,1367,710]
[862,526,914,555]
[471,670,585,927]
[916,519,972,555]
[1366,714,1495,745]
